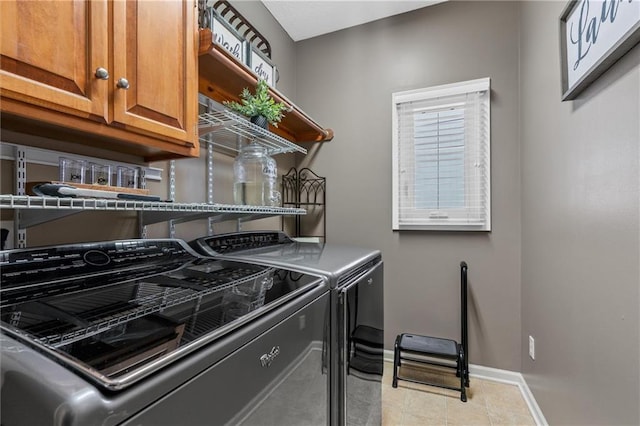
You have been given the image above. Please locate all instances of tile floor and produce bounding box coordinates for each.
[381,361,537,426]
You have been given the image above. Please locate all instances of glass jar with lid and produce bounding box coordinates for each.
[264,154,281,207]
[234,143,279,206]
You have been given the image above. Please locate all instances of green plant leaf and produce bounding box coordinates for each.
[223,78,289,126]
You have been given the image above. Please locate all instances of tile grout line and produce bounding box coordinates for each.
[445,387,449,426]
[481,378,496,426]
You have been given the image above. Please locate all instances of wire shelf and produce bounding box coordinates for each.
[0,195,304,213]
[0,195,306,228]
[198,109,307,156]
[37,267,275,348]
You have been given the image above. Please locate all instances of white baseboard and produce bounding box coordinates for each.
[383,350,548,426]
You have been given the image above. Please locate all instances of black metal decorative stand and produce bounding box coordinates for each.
[198,0,272,58]
[281,168,326,241]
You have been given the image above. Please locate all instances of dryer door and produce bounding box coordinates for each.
[338,261,384,425]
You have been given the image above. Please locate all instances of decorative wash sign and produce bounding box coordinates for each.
[211,13,245,62]
[560,0,640,100]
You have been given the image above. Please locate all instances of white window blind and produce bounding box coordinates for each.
[392,78,491,231]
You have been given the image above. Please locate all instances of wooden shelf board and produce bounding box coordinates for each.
[198,29,334,144]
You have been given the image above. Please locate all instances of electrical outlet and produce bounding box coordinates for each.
[529,335,535,360]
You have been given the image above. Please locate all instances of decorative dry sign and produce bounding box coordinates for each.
[249,46,278,88]
[560,0,640,100]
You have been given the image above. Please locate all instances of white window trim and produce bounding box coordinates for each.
[392,77,491,231]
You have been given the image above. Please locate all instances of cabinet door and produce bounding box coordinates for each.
[0,0,109,122]
[112,0,198,148]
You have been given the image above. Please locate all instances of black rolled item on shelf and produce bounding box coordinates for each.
[31,183,162,202]
[392,261,470,402]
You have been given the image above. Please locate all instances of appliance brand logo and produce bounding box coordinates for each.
[259,346,280,368]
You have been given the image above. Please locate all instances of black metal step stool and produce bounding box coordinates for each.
[392,261,469,402]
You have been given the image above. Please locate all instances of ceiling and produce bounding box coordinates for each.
[261,1,445,41]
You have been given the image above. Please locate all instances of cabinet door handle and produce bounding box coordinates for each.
[94,67,109,80]
[116,78,130,90]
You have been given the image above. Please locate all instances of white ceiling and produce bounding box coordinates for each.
[261,1,445,41]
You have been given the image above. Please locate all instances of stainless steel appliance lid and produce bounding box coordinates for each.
[0,239,194,307]
[190,231,381,281]
[0,239,324,391]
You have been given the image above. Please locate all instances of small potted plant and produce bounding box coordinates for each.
[224,79,289,129]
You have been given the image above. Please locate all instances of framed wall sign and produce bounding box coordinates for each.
[560,0,640,101]
[209,10,246,63]
[249,45,278,88]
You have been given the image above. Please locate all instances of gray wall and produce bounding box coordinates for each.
[294,1,522,371]
[519,2,640,425]
[6,1,638,422]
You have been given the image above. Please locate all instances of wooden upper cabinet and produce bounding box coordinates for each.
[112,0,197,145]
[0,0,199,161]
[0,0,109,121]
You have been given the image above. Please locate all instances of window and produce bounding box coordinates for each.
[392,78,491,231]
